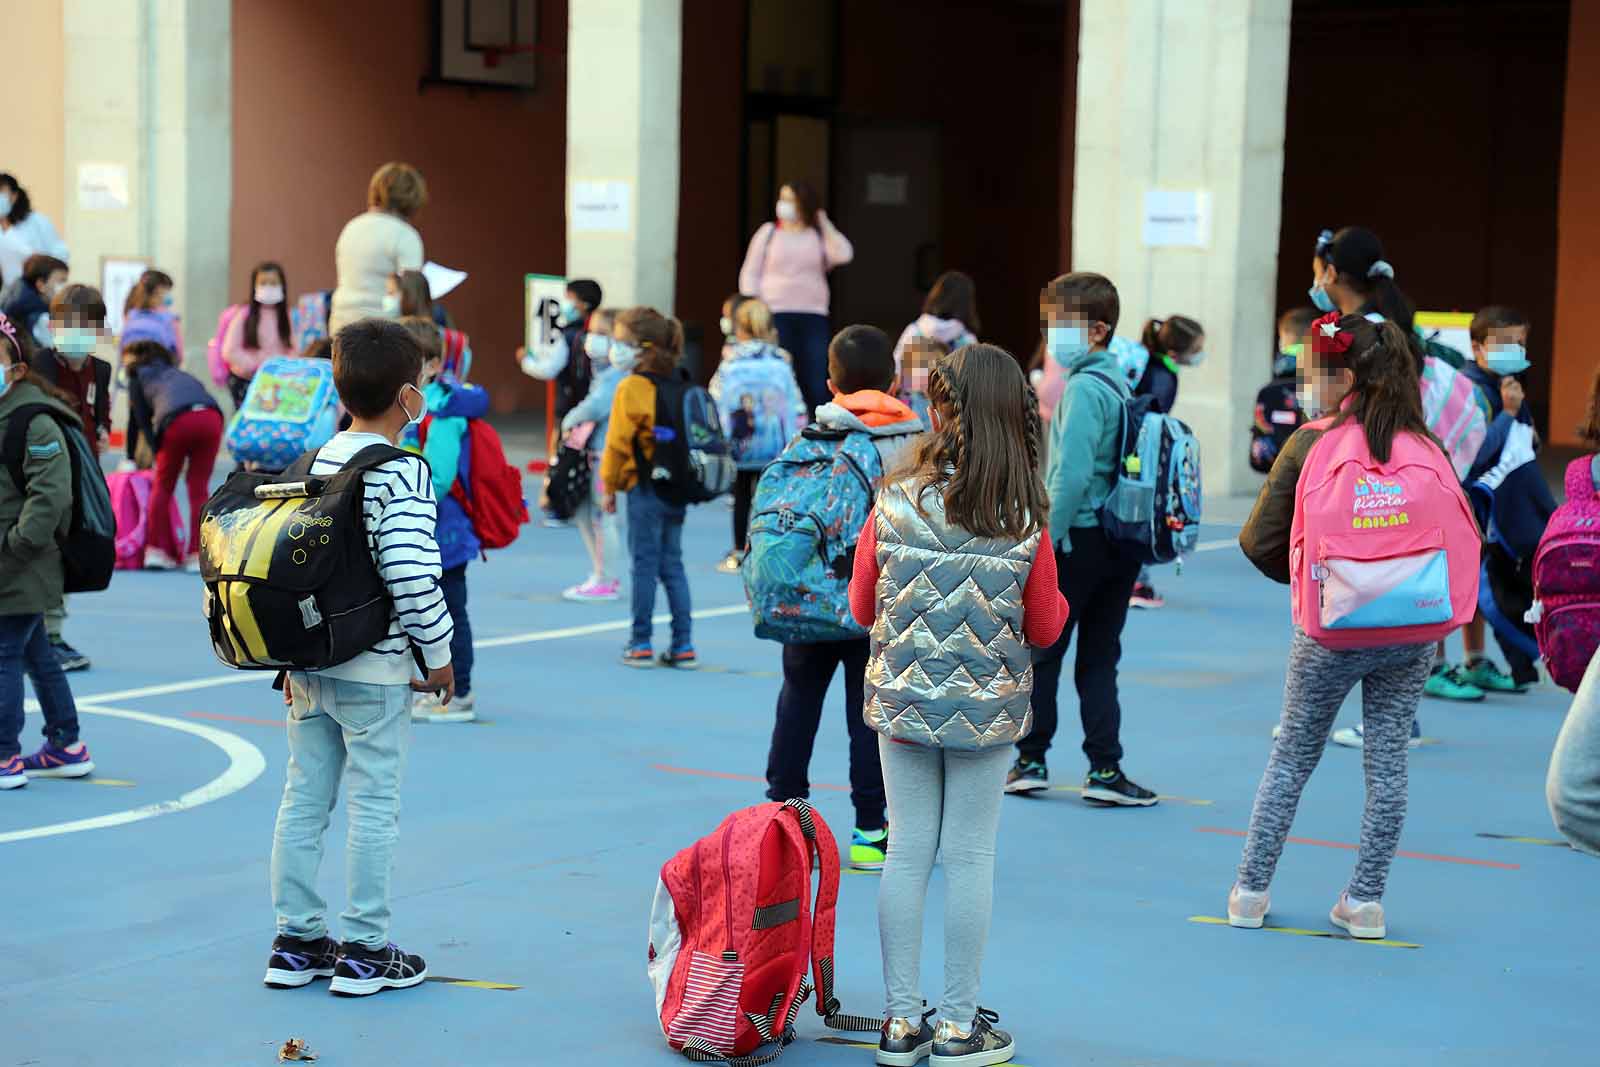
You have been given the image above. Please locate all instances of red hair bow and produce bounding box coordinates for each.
[1309,311,1353,358]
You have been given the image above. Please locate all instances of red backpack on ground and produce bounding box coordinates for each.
[1532,456,1600,692]
[648,799,879,1064]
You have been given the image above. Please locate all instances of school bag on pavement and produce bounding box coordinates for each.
[2,405,116,593]
[643,369,736,506]
[1083,371,1203,565]
[1289,414,1480,650]
[197,444,421,670]
[206,302,248,388]
[224,357,340,472]
[1419,355,1488,481]
[648,798,880,1064]
[743,428,894,643]
[418,417,529,549]
[106,468,184,570]
[1531,457,1600,691]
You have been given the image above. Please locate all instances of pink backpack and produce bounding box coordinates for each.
[1290,415,1480,649]
[107,469,185,569]
[1532,457,1600,691]
[648,799,878,1063]
[206,303,248,387]
[1419,354,1489,480]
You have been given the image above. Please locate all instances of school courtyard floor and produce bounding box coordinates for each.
[2,490,1590,1067]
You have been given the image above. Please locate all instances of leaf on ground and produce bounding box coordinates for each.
[278,1037,318,1062]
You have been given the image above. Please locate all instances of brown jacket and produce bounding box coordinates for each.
[1239,424,1325,585]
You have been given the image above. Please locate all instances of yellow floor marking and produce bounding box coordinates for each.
[1188,915,1420,948]
[1476,832,1571,848]
[1052,784,1213,806]
[425,976,522,990]
[87,778,136,787]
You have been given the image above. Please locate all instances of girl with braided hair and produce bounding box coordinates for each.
[849,343,1066,1067]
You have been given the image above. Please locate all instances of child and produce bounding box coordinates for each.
[35,284,114,672]
[121,331,223,571]
[1232,313,1474,939]
[265,318,454,996]
[1250,308,1315,474]
[763,324,924,871]
[600,307,695,668]
[853,342,1066,1067]
[896,334,945,429]
[400,316,487,723]
[387,270,473,381]
[558,307,626,602]
[708,295,805,573]
[0,253,67,349]
[0,311,94,789]
[1128,314,1206,610]
[220,262,296,409]
[122,269,183,356]
[520,278,603,525]
[890,269,979,371]
[1008,272,1157,806]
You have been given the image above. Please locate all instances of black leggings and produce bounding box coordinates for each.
[732,469,759,553]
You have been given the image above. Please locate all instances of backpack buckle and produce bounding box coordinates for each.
[298,596,323,629]
[1311,564,1329,581]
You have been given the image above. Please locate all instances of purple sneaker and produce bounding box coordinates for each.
[20,742,94,779]
[0,755,26,790]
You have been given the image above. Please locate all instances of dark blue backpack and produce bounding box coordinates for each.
[1083,371,1202,565]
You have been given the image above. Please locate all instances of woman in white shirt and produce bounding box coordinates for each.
[0,173,69,265]
[329,163,427,334]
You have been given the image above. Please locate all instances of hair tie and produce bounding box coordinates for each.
[1310,311,1354,359]
[1314,229,1335,256]
[1367,260,1394,280]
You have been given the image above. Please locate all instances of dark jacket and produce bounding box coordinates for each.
[555,321,591,418]
[34,348,112,451]
[1239,423,1327,585]
[0,282,48,339]
[126,360,219,457]
[1134,354,1179,415]
[0,380,77,615]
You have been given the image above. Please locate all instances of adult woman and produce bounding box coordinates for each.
[0,174,69,262]
[737,180,853,414]
[220,262,295,408]
[329,163,426,334]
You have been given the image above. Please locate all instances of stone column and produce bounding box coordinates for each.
[566,0,683,312]
[1071,0,1292,497]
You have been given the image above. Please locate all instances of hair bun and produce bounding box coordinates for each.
[1367,259,1395,280]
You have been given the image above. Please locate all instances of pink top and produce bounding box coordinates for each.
[738,221,854,316]
[221,306,296,378]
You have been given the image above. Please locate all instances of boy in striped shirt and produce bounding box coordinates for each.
[265,318,454,998]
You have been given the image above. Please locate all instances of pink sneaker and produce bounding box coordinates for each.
[1330,892,1386,939]
[1227,884,1270,929]
[562,577,621,603]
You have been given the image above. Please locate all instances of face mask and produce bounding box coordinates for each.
[1185,350,1207,368]
[584,333,610,361]
[53,326,98,358]
[381,293,401,316]
[0,193,12,217]
[1297,382,1341,419]
[254,284,285,306]
[399,383,425,428]
[1045,324,1091,369]
[775,200,798,223]
[719,316,734,339]
[560,299,581,325]
[609,339,639,371]
[1485,344,1530,376]
[1309,283,1337,313]
[1274,346,1299,379]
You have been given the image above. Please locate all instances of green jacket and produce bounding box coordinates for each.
[1046,346,1127,551]
[0,380,76,615]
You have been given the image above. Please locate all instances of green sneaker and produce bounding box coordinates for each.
[1423,663,1485,702]
[849,827,888,871]
[1460,657,1526,694]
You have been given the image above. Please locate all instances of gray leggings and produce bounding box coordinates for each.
[1237,629,1433,901]
[877,736,1011,1025]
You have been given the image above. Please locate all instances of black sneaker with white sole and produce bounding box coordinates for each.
[930,1008,1014,1067]
[1003,758,1049,795]
[877,1008,936,1066]
[1081,766,1158,807]
[263,933,339,988]
[328,941,428,997]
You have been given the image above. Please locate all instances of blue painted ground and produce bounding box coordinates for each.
[1,500,1592,1067]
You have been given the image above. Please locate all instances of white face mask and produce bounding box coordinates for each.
[381,293,401,316]
[254,284,285,306]
[399,382,426,428]
[0,192,12,217]
[775,200,798,223]
[609,339,639,371]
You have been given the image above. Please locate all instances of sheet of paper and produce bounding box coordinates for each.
[421,261,468,300]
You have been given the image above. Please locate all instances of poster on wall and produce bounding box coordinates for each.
[524,273,567,367]
[101,256,150,335]
[78,163,130,212]
[1142,189,1211,248]
[1415,311,1474,365]
[571,181,631,233]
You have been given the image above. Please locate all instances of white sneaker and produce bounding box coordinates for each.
[1227,884,1270,929]
[416,692,476,724]
[144,548,180,571]
[715,551,743,575]
[1329,722,1423,750]
[411,691,441,721]
[1330,891,1386,939]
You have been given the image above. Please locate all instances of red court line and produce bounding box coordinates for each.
[1196,827,1518,870]
[652,763,850,793]
[185,711,286,728]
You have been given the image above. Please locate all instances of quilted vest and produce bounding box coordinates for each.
[863,480,1040,750]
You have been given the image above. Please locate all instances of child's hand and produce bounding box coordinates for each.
[602,491,617,514]
[411,664,455,705]
[1501,376,1524,417]
[515,345,526,362]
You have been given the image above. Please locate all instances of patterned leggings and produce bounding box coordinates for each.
[1237,628,1434,901]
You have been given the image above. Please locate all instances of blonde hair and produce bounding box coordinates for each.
[368,162,428,219]
[733,297,778,343]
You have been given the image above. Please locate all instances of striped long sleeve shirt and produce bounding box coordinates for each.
[310,431,454,686]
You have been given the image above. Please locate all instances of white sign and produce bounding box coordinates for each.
[421,261,468,300]
[1142,189,1211,248]
[866,173,908,206]
[78,163,130,212]
[571,180,631,233]
[524,273,568,365]
[101,256,150,335]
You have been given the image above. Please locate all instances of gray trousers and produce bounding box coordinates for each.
[1549,650,1600,857]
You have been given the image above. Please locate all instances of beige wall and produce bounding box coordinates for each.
[10,3,66,253]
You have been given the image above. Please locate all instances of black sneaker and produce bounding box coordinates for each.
[328,941,428,997]
[263,933,339,988]
[1003,758,1049,795]
[1082,766,1158,807]
[930,1008,1014,1067]
[877,1008,936,1066]
[51,640,90,672]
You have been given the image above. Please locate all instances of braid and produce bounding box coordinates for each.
[1022,382,1042,474]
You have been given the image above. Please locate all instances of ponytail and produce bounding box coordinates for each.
[617,306,684,375]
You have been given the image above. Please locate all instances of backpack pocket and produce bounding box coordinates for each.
[1316,528,1452,631]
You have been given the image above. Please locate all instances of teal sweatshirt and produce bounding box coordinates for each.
[1046,345,1127,551]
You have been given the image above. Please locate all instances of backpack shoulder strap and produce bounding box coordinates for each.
[2,403,56,492]
[1565,456,1597,503]
[1079,370,1132,480]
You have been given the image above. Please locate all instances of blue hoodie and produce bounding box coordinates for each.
[1046,345,1128,550]
[423,376,490,570]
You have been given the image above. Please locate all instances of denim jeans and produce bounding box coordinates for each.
[0,613,80,760]
[271,673,411,948]
[627,484,692,652]
[440,565,473,698]
[773,311,832,416]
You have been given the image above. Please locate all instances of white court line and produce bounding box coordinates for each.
[0,705,266,845]
[1194,538,1237,553]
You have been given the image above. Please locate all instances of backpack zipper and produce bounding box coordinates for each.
[720,823,736,956]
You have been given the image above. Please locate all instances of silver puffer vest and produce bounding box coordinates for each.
[863,479,1041,750]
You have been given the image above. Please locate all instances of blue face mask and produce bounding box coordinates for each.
[53,326,98,359]
[609,339,639,371]
[1309,283,1337,313]
[560,299,581,325]
[1046,324,1091,369]
[1484,343,1530,376]
[584,333,610,361]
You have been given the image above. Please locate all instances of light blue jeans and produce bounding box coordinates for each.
[271,673,411,948]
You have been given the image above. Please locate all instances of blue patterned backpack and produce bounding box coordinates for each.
[224,357,340,472]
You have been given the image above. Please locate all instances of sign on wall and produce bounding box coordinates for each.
[1142,189,1211,248]
[571,181,631,233]
[78,164,130,212]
